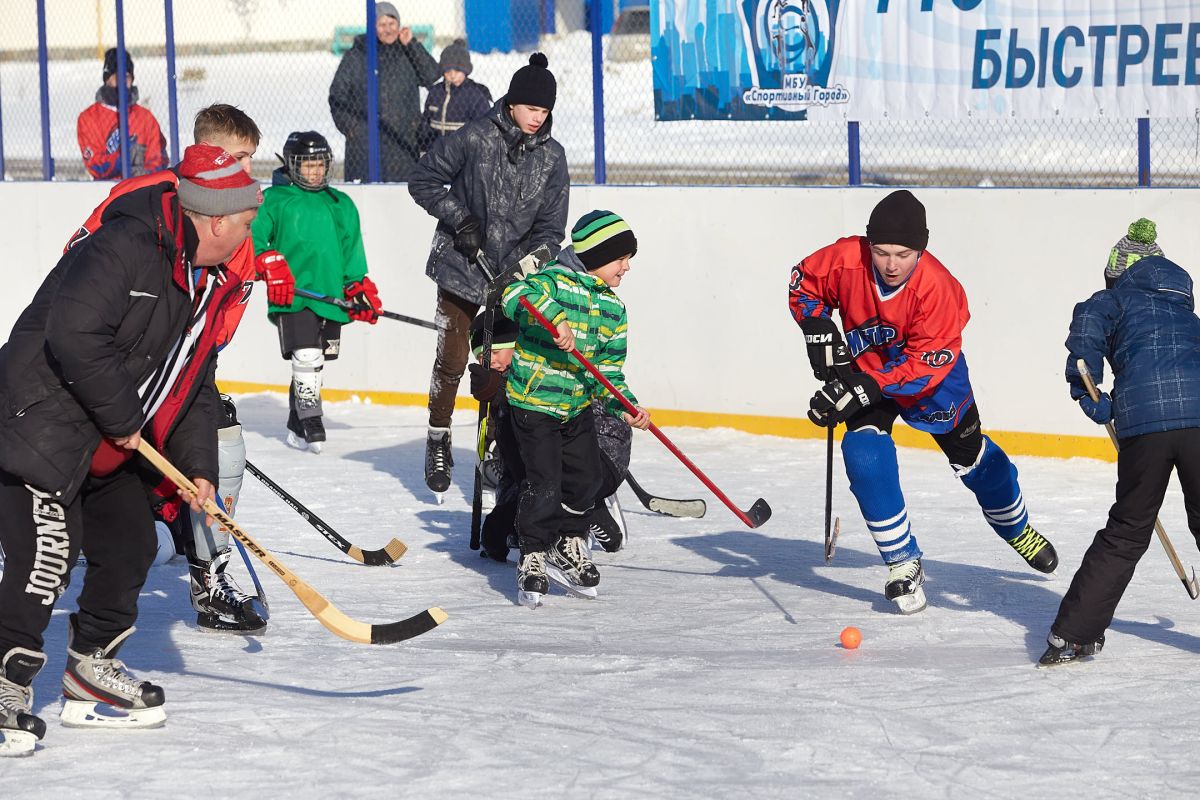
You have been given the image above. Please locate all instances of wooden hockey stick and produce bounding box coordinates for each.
[244,459,405,566]
[138,442,447,643]
[1077,359,1199,599]
[518,296,771,528]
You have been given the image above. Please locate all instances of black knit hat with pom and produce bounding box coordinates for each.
[507,52,556,110]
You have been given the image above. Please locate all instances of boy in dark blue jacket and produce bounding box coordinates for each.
[1043,220,1200,665]
[417,39,492,153]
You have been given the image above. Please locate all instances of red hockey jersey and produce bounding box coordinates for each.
[788,236,974,433]
[77,101,168,180]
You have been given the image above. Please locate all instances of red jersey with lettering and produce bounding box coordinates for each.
[788,236,974,433]
[76,102,168,180]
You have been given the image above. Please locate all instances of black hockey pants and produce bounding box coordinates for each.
[0,462,158,655]
[511,407,603,554]
[1052,427,1200,644]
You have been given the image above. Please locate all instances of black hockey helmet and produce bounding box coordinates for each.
[280,130,332,190]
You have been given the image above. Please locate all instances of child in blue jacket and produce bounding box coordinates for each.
[1043,220,1200,665]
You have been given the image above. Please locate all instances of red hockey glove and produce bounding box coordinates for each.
[344,276,382,324]
[254,250,295,306]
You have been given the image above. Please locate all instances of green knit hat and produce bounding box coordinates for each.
[1106,218,1163,283]
[571,210,637,270]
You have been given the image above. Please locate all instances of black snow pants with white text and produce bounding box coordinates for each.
[0,462,158,655]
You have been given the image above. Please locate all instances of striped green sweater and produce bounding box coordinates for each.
[500,251,637,420]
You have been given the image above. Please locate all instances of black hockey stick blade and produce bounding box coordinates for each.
[1185,567,1199,600]
[370,607,450,645]
[624,472,706,518]
[824,517,841,564]
[744,498,772,528]
[349,540,409,566]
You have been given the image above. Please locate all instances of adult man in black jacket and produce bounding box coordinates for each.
[0,144,260,755]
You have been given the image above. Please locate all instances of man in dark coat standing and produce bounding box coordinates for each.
[328,2,439,182]
[0,144,261,755]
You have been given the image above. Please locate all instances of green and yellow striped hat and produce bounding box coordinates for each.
[572,210,637,270]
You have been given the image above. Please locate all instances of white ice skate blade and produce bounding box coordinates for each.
[517,589,544,608]
[60,699,166,729]
[545,564,598,600]
[431,491,445,505]
[0,730,37,757]
[307,441,323,455]
[891,586,927,615]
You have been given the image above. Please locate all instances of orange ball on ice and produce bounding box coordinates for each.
[840,626,862,649]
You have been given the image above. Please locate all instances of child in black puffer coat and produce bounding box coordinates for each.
[417,39,492,153]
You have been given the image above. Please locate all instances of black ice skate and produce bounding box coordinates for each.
[586,498,625,553]
[516,551,549,608]
[425,427,453,501]
[546,535,600,599]
[189,548,268,635]
[884,558,927,615]
[1,647,47,757]
[61,617,166,729]
[1008,524,1058,573]
[287,409,326,454]
[1037,633,1105,668]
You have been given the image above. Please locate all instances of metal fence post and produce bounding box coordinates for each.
[589,0,607,184]
[36,0,52,180]
[365,1,381,183]
[115,0,131,180]
[1137,117,1151,187]
[847,121,861,186]
[165,0,181,164]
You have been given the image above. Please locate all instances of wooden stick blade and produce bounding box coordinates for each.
[357,538,408,566]
[1186,569,1199,600]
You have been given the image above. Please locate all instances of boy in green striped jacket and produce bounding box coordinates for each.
[500,210,649,607]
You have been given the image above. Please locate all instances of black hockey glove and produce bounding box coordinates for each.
[468,362,505,402]
[808,373,882,427]
[799,316,852,381]
[453,215,483,263]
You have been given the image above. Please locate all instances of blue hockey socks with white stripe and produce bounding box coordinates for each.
[955,436,1057,573]
[843,429,922,566]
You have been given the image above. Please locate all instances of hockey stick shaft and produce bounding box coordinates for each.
[1077,359,1198,599]
[244,459,405,566]
[294,288,438,330]
[824,425,834,563]
[217,495,269,613]
[138,442,446,643]
[518,296,771,528]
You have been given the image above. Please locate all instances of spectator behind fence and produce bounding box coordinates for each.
[328,2,439,182]
[76,48,167,180]
[417,39,493,154]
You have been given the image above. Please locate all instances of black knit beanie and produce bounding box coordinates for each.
[507,52,556,110]
[103,47,134,82]
[866,189,929,251]
[572,210,637,270]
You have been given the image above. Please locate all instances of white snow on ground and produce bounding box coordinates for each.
[3,394,1200,797]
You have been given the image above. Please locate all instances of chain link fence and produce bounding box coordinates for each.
[1,1,1196,187]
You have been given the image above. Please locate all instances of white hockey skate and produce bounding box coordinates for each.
[884,558,927,615]
[61,621,166,730]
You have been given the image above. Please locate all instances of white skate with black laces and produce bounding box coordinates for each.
[516,551,549,609]
[1,647,47,757]
[546,535,600,599]
[60,618,166,729]
[884,558,927,615]
[188,547,268,634]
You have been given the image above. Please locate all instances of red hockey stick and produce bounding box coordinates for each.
[518,296,771,528]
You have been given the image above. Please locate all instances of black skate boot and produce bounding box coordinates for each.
[287,408,326,454]
[884,558,927,615]
[1,647,47,757]
[586,500,625,553]
[516,551,549,608]
[546,535,600,598]
[61,616,166,729]
[425,427,453,500]
[189,548,268,634]
[1008,524,1058,573]
[1037,632,1105,668]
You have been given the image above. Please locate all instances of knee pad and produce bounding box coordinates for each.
[842,428,920,564]
[956,435,1027,538]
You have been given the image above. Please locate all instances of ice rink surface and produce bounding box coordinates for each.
[4,394,1199,798]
